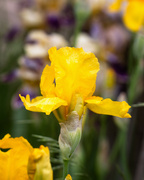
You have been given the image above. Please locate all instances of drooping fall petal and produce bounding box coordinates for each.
[85,96,131,118]
[0,134,33,180]
[48,47,100,104]
[19,94,67,115]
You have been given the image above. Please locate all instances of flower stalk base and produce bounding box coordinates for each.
[63,160,69,180]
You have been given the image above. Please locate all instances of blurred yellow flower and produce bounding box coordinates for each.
[28,145,53,180]
[65,174,72,180]
[0,134,33,180]
[20,47,131,120]
[0,134,53,180]
[109,0,144,31]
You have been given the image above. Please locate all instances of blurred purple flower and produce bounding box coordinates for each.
[0,70,18,83]
[46,3,75,30]
[5,26,20,42]
[12,87,37,109]
[59,3,75,26]
[107,53,129,83]
[46,13,60,29]
[25,38,38,44]
[90,22,103,39]
[18,0,34,9]
[18,57,45,72]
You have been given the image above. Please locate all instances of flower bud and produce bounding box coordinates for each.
[59,111,82,160]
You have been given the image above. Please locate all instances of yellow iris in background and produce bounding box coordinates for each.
[20,47,131,120]
[0,134,53,180]
[65,174,72,180]
[109,0,144,31]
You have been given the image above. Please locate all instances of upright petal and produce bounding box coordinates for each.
[19,94,67,115]
[85,96,131,118]
[40,64,55,97]
[48,47,100,104]
[123,1,144,31]
[0,134,33,180]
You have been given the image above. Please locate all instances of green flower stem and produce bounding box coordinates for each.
[128,32,144,105]
[72,1,90,47]
[72,22,81,47]
[63,159,70,180]
[111,31,144,180]
[110,128,131,180]
[128,64,142,105]
[99,115,107,139]
[110,130,124,164]
[120,129,131,180]
[121,31,144,180]
[132,103,144,107]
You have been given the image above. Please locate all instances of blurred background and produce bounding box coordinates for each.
[0,0,144,180]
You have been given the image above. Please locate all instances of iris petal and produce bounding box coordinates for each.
[48,47,100,104]
[85,96,131,118]
[40,64,55,97]
[19,94,67,115]
[0,134,33,180]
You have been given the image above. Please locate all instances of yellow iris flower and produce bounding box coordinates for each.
[0,134,53,180]
[109,0,144,31]
[20,47,131,120]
